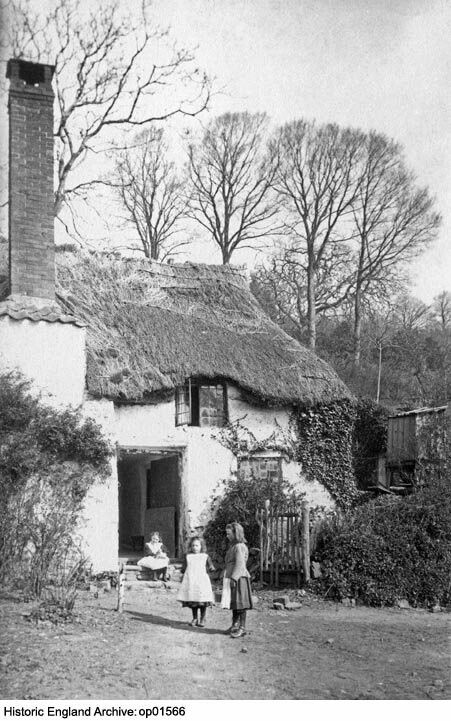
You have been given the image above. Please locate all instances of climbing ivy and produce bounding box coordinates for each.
[292,399,360,509]
[215,417,296,459]
[353,399,388,489]
[216,400,362,510]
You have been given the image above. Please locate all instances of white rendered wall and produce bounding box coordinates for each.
[228,386,333,509]
[185,429,236,530]
[114,383,334,536]
[78,399,119,572]
[114,400,236,530]
[0,316,86,407]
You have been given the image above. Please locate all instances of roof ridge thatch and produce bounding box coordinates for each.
[55,250,351,406]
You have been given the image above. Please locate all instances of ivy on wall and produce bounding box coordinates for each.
[215,417,296,459]
[215,399,392,509]
[292,400,360,509]
[215,400,368,509]
[353,400,388,489]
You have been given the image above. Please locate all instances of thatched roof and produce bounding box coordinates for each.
[56,251,351,405]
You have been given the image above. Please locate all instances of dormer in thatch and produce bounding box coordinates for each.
[55,251,350,407]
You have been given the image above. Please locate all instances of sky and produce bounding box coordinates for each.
[149,0,451,302]
[1,0,450,302]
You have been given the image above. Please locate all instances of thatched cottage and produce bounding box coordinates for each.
[0,59,350,571]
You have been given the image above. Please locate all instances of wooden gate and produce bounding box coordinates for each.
[256,499,310,587]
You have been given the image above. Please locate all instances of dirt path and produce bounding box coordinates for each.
[0,585,450,700]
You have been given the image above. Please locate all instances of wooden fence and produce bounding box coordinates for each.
[256,499,310,587]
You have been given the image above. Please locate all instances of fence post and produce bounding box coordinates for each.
[301,500,310,583]
[256,508,264,584]
[117,562,125,613]
[274,510,279,587]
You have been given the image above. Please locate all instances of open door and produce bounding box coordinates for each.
[145,456,180,557]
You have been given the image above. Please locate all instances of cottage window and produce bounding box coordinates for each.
[175,379,227,427]
[238,456,282,483]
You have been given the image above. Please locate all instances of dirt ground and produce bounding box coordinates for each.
[0,583,450,701]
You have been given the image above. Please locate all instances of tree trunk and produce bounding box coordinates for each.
[306,251,316,350]
[376,342,382,403]
[353,283,362,368]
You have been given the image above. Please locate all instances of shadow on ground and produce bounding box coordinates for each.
[127,610,227,635]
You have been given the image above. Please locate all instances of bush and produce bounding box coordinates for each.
[0,371,112,607]
[314,477,451,607]
[203,473,304,560]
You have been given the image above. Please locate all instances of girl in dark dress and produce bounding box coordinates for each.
[222,522,253,638]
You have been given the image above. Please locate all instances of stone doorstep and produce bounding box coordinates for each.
[123,562,183,585]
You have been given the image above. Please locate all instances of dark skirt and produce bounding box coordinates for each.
[230,576,253,610]
[181,601,212,608]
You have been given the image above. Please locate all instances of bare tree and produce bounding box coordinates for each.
[395,294,431,332]
[252,242,354,341]
[272,120,365,349]
[187,112,281,264]
[433,291,451,330]
[114,128,188,261]
[9,0,210,231]
[350,132,441,367]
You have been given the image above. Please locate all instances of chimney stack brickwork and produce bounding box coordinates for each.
[7,59,56,301]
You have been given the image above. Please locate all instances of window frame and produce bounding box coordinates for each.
[237,454,283,483]
[175,378,228,427]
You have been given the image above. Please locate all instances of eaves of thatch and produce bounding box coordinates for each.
[55,251,351,406]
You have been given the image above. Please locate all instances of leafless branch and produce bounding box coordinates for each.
[271,120,365,349]
[112,127,190,261]
[186,112,283,264]
[9,0,211,225]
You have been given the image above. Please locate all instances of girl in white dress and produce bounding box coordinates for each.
[137,531,170,581]
[177,537,215,627]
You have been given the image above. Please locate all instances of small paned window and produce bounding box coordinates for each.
[199,384,227,427]
[175,383,191,426]
[175,378,227,427]
[238,456,282,483]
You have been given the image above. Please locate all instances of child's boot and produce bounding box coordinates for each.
[227,610,240,634]
[189,607,199,626]
[231,611,247,638]
[198,607,206,627]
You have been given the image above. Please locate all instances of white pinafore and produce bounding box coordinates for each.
[177,553,214,603]
[137,542,168,571]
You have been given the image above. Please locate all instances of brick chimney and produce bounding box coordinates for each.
[7,59,56,302]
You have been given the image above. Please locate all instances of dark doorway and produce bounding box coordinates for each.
[145,456,180,557]
[118,451,181,558]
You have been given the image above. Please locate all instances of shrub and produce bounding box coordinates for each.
[0,371,112,609]
[203,473,304,560]
[314,477,451,607]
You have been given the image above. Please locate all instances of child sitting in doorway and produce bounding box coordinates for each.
[137,531,170,581]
